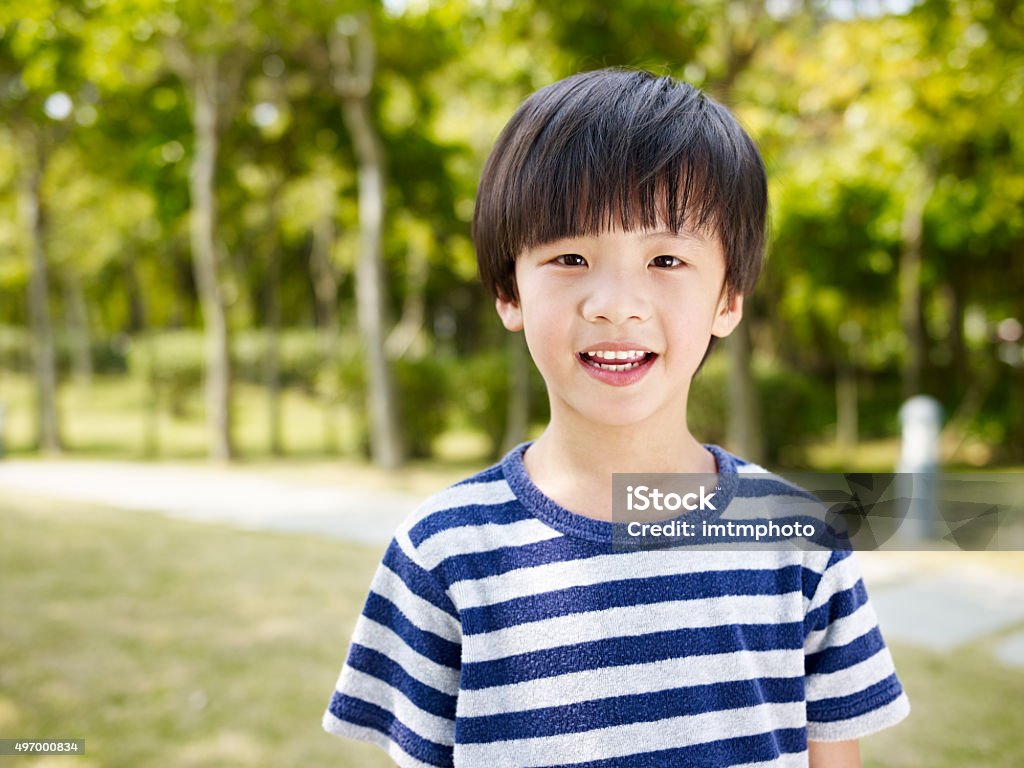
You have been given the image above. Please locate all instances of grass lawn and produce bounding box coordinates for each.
[2,494,1023,767]
[0,493,392,768]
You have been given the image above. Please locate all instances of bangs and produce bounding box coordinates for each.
[474,69,766,301]
[524,140,724,247]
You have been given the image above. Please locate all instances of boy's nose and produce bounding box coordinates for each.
[580,272,653,325]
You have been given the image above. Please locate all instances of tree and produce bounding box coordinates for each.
[330,12,403,468]
[0,1,84,453]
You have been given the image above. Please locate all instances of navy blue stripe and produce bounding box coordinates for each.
[461,622,804,690]
[804,580,868,635]
[409,500,532,546]
[363,592,461,669]
[462,566,804,635]
[328,692,452,766]
[381,541,459,618]
[441,536,610,584]
[542,727,807,768]
[457,677,804,742]
[826,548,850,569]
[808,674,903,722]
[806,626,886,675]
[453,463,504,486]
[345,644,457,718]
[800,568,823,600]
[799,550,847,602]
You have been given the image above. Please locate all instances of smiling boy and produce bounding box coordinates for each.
[324,68,908,767]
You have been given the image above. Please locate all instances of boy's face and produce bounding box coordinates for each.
[496,226,742,431]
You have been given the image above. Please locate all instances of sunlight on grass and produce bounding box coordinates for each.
[0,374,391,461]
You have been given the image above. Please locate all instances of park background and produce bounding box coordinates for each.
[0,0,1022,766]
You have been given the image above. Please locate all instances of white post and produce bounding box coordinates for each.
[897,395,943,542]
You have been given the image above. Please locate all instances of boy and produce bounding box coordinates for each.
[323,68,909,767]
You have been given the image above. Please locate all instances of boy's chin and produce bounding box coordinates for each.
[562,403,687,431]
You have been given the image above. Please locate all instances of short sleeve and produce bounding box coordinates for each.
[803,549,910,741]
[323,537,462,768]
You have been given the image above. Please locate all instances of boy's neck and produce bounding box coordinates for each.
[522,418,717,521]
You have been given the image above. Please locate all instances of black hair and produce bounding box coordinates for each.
[473,68,767,302]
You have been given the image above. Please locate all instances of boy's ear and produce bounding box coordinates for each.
[710,291,744,338]
[495,296,524,332]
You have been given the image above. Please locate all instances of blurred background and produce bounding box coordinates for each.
[0,1,1022,766]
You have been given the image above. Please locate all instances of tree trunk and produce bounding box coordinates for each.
[836,363,858,449]
[122,252,159,457]
[264,243,283,457]
[709,8,765,467]
[189,54,234,461]
[63,270,93,388]
[899,164,935,400]
[836,321,860,450]
[386,233,429,359]
[332,15,403,468]
[309,211,341,453]
[725,322,764,463]
[19,142,61,454]
[948,280,966,391]
[501,332,530,457]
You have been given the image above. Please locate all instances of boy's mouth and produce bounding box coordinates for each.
[578,349,656,372]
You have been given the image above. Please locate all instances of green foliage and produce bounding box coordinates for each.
[232,330,325,388]
[395,357,450,459]
[0,0,1021,462]
[126,329,332,385]
[690,354,833,465]
[454,350,509,455]
[334,347,550,460]
[0,326,29,371]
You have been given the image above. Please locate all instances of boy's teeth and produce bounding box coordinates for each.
[581,350,650,371]
[587,350,646,361]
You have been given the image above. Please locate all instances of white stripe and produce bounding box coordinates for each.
[737,462,770,474]
[392,481,516,569]
[457,648,803,716]
[450,549,800,608]
[453,701,808,765]
[323,711,443,768]
[804,601,878,654]
[806,554,861,613]
[463,593,803,662]
[807,647,898,702]
[349,618,460,695]
[372,563,461,642]
[807,693,910,741]
[732,754,810,768]
[338,667,454,746]
[417,518,562,571]
[398,480,515,536]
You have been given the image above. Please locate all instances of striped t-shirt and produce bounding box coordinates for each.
[323,443,909,767]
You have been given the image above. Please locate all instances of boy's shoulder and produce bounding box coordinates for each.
[397,456,516,538]
[389,446,555,570]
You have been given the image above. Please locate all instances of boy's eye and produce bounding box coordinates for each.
[554,253,587,267]
[650,255,684,268]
